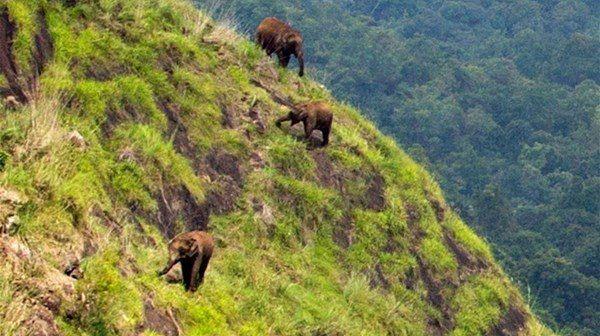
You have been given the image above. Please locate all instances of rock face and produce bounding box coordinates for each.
[118,147,137,162]
[66,131,86,149]
[3,95,20,109]
[0,235,31,260]
[21,306,62,336]
[0,187,25,235]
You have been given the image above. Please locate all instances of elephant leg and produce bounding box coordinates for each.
[198,254,212,285]
[181,258,192,291]
[189,254,203,292]
[265,46,273,56]
[278,52,291,68]
[321,127,330,147]
[303,118,316,140]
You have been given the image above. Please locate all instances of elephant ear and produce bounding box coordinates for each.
[291,104,308,120]
[297,109,308,120]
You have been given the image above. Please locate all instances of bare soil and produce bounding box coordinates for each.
[139,299,180,336]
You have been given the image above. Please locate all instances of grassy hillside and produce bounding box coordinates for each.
[0,0,553,335]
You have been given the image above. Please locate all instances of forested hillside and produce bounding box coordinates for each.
[216,0,600,335]
[0,0,555,335]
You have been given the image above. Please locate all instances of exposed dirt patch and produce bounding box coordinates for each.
[195,148,245,227]
[155,99,246,235]
[368,263,391,290]
[248,100,267,134]
[312,151,345,189]
[405,203,454,335]
[75,56,129,81]
[416,254,454,334]
[220,101,240,129]
[332,215,355,249]
[90,205,123,233]
[20,306,61,336]
[250,78,294,108]
[426,193,447,223]
[0,8,54,103]
[133,178,208,238]
[32,10,54,80]
[155,181,210,238]
[156,105,245,227]
[102,96,150,136]
[405,203,421,228]
[250,151,266,171]
[62,0,78,7]
[363,174,386,211]
[443,230,489,278]
[254,58,280,82]
[487,304,529,336]
[202,176,241,216]
[202,148,244,186]
[155,41,189,76]
[161,101,199,170]
[403,266,418,290]
[139,299,181,336]
[312,151,386,211]
[218,95,269,136]
[0,8,26,102]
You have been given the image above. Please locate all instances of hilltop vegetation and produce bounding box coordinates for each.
[0,0,554,335]
[220,0,600,334]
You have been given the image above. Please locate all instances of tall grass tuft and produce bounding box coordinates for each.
[22,94,64,159]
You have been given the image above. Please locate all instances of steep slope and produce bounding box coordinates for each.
[0,1,553,335]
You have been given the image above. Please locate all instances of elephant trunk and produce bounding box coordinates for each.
[296,48,305,77]
[158,250,180,276]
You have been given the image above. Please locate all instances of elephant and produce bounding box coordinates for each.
[276,102,333,147]
[256,17,305,77]
[158,231,214,292]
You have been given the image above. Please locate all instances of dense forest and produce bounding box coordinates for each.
[209,0,600,334]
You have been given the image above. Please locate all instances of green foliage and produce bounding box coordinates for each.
[5,0,36,70]
[444,214,493,262]
[266,135,315,180]
[114,76,167,128]
[114,123,204,201]
[76,247,144,335]
[420,237,458,275]
[110,162,156,210]
[450,275,510,336]
[347,210,390,267]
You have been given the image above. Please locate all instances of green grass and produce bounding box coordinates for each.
[450,275,510,336]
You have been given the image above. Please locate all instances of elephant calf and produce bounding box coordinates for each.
[158,231,214,292]
[276,102,333,147]
[256,17,305,77]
